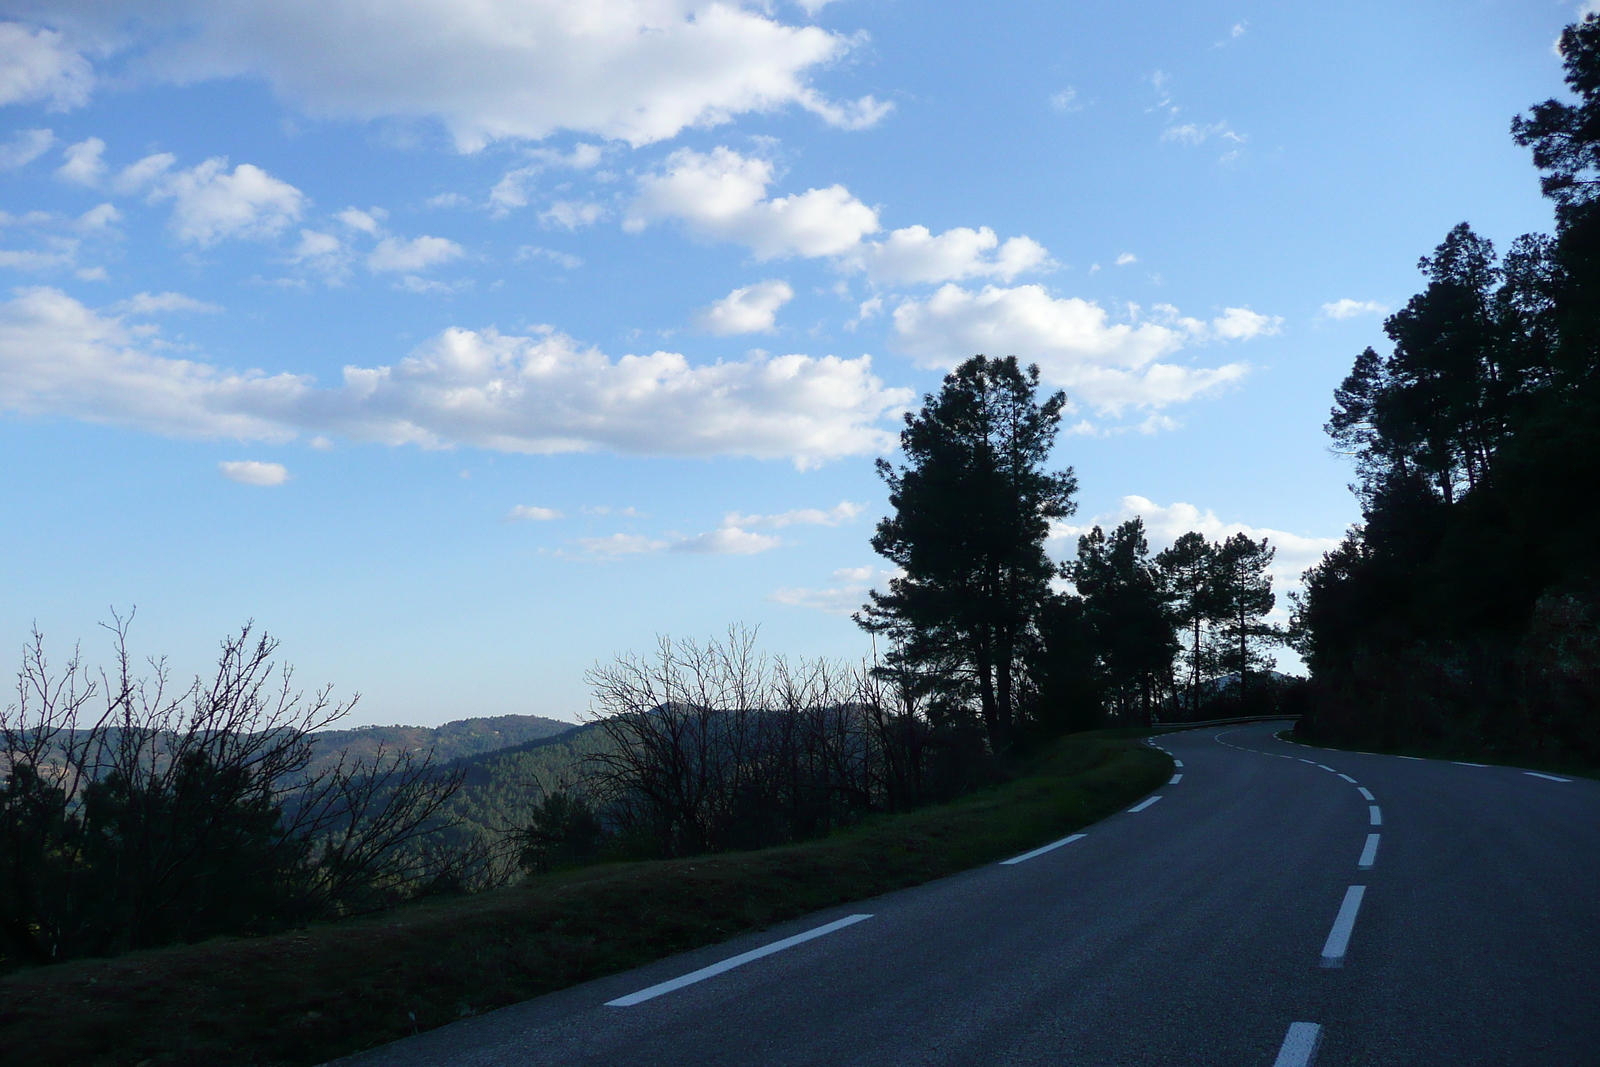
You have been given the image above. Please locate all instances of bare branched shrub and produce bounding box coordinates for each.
[0,615,464,966]
[580,626,962,858]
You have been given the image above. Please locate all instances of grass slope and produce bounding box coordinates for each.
[1,733,1169,1067]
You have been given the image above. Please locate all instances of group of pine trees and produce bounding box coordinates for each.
[858,356,1288,753]
[1292,15,1600,764]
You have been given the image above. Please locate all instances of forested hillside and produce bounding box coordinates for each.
[305,714,576,779]
[1293,15,1600,765]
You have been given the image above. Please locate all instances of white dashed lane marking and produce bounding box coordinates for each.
[1337,773,1357,783]
[1358,833,1380,869]
[1168,773,1183,784]
[1357,787,1375,801]
[1368,805,1382,826]
[606,914,873,1006]
[1000,833,1087,865]
[1320,886,1367,968]
[1272,1022,1323,1067]
[1128,796,1163,813]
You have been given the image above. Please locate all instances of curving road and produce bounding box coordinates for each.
[337,722,1600,1067]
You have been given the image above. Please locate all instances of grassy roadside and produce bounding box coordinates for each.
[1,734,1169,1067]
[1275,729,1600,782]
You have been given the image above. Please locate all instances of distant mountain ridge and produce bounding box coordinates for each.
[306,714,578,777]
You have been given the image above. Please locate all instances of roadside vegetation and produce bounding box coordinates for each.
[1,731,1168,1067]
[1290,17,1600,768]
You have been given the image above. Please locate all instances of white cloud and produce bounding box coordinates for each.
[628,147,1052,284]
[1162,121,1245,146]
[294,230,343,260]
[337,207,385,235]
[541,200,607,230]
[628,147,879,260]
[56,136,105,185]
[0,22,93,110]
[0,128,53,170]
[771,564,898,615]
[111,291,222,315]
[516,246,583,269]
[696,280,793,335]
[1208,306,1281,341]
[891,283,1261,413]
[572,533,668,556]
[723,500,862,528]
[0,288,911,466]
[850,226,1052,285]
[1053,495,1340,594]
[509,504,562,521]
[114,153,176,194]
[74,203,118,231]
[1049,88,1081,113]
[155,159,305,246]
[1115,252,1137,266]
[11,1,888,150]
[1320,298,1389,321]
[218,460,289,486]
[366,234,464,273]
[670,526,782,555]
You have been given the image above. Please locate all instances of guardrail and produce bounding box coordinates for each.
[1149,714,1301,730]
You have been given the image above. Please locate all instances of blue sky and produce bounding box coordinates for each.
[0,0,1584,725]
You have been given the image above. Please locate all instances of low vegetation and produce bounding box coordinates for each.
[0,731,1169,1067]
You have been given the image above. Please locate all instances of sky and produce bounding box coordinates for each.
[0,0,1585,726]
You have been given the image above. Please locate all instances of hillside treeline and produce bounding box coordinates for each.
[1292,16,1600,765]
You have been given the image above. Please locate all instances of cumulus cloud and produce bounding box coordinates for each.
[155,159,305,245]
[0,128,54,170]
[1320,298,1389,321]
[111,291,221,315]
[771,564,899,615]
[0,22,93,110]
[573,533,668,556]
[696,280,793,335]
[670,525,782,555]
[366,235,464,273]
[0,287,911,466]
[1052,495,1340,594]
[849,226,1052,285]
[6,1,888,150]
[1115,252,1137,266]
[508,504,562,521]
[723,500,862,528]
[628,147,1052,284]
[628,147,879,259]
[891,284,1268,413]
[541,200,607,230]
[218,459,289,485]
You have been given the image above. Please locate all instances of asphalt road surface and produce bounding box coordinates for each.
[337,721,1600,1066]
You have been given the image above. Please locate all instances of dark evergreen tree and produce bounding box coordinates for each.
[1072,519,1177,725]
[1156,531,1218,716]
[859,356,1077,751]
[1207,533,1278,706]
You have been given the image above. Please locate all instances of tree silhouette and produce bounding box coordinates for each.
[859,356,1077,750]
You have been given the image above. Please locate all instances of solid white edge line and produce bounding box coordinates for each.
[1169,773,1183,784]
[1368,805,1382,826]
[1358,833,1380,869]
[1357,787,1375,801]
[1273,1022,1324,1067]
[1395,755,1422,760]
[1320,885,1367,967]
[1337,773,1357,783]
[1128,795,1163,812]
[1000,832,1087,865]
[606,914,873,1006]
[1525,771,1572,782]
[1454,761,1490,768]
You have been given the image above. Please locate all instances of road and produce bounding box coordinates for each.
[337,722,1600,1066]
